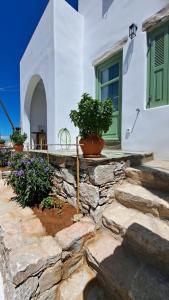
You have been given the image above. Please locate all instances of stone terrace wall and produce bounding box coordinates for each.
[0,178,96,300]
[30,152,130,223]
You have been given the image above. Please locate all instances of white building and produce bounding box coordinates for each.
[20,0,169,159]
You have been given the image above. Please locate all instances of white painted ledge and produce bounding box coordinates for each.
[92,36,128,67]
[142,4,169,32]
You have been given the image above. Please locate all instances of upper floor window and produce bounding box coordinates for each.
[147,22,169,108]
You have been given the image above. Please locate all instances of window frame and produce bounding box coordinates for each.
[147,21,169,109]
[95,51,122,141]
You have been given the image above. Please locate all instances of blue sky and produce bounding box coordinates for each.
[0,0,78,137]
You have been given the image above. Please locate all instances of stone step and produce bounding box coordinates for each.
[126,160,169,192]
[102,203,169,275]
[114,182,169,219]
[56,263,109,300]
[85,230,169,300]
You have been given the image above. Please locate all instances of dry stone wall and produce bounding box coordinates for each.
[50,156,129,223]
[0,178,96,300]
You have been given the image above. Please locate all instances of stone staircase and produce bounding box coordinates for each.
[1,160,169,299]
[82,160,169,300]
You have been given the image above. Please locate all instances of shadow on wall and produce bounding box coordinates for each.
[123,39,134,75]
[83,223,169,299]
[102,0,114,18]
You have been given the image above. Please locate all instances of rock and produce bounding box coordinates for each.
[9,236,62,286]
[114,182,169,218]
[126,164,169,192]
[56,263,107,300]
[98,197,107,206]
[90,204,108,224]
[39,261,62,294]
[90,165,115,186]
[62,253,83,280]
[102,202,169,274]
[61,169,75,185]
[36,285,58,300]
[85,231,169,300]
[80,202,90,214]
[106,187,115,203]
[67,197,77,208]
[63,181,76,197]
[55,217,95,251]
[15,276,39,300]
[80,183,99,209]
[21,217,46,237]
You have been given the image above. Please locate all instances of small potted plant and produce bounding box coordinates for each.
[0,138,5,149]
[70,93,113,157]
[10,130,27,152]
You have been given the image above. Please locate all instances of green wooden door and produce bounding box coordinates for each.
[96,53,122,141]
[148,22,169,108]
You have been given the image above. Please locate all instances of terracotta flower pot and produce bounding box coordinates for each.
[14,144,24,152]
[80,134,105,158]
[0,143,5,149]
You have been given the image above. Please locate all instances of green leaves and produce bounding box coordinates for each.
[7,154,55,207]
[10,130,27,145]
[69,93,113,138]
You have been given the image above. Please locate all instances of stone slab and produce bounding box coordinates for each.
[102,203,169,273]
[56,263,107,300]
[86,231,169,300]
[115,182,169,218]
[9,236,62,286]
[55,217,95,251]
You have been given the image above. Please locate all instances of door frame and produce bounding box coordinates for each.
[95,51,123,142]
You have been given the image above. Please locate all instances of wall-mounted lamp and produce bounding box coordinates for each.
[129,23,138,39]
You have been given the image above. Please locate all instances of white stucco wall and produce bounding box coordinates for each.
[20,0,83,148]
[79,0,169,159]
[53,0,84,145]
[21,0,169,158]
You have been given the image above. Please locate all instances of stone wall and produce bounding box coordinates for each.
[41,153,130,223]
[0,177,96,300]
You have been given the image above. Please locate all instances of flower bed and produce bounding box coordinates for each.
[6,153,77,235]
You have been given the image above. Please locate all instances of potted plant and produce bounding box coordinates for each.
[70,93,113,157]
[0,138,5,149]
[10,130,27,152]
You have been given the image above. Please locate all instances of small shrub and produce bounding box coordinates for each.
[10,130,27,145]
[69,93,113,138]
[0,138,5,144]
[0,148,11,167]
[7,154,55,207]
[41,197,54,209]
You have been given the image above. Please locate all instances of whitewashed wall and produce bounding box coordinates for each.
[79,0,169,159]
[20,0,55,146]
[53,0,84,145]
[20,0,83,148]
[21,0,169,158]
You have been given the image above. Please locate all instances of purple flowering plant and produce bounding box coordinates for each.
[0,148,11,167]
[7,153,54,207]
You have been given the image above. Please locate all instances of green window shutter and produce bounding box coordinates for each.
[148,23,169,108]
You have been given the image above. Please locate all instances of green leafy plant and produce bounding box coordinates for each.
[0,148,11,167]
[7,154,55,207]
[40,197,54,209]
[69,93,113,138]
[10,130,27,145]
[0,138,5,144]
